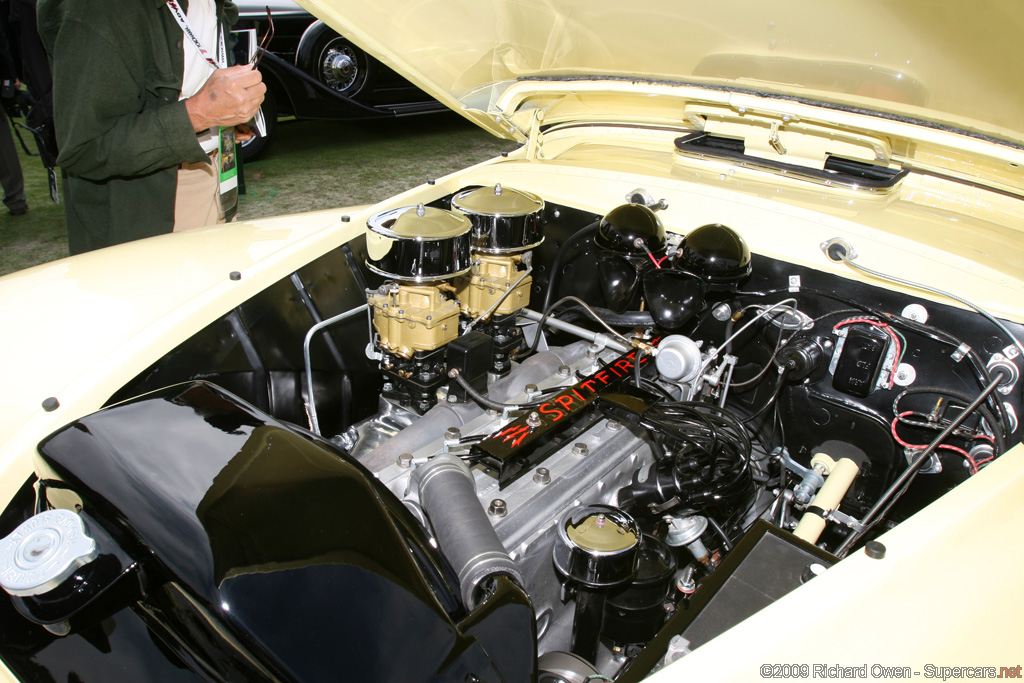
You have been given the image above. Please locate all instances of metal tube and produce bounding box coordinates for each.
[302,303,369,435]
[413,454,524,609]
[520,308,631,353]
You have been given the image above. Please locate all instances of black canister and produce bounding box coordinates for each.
[602,534,678,644]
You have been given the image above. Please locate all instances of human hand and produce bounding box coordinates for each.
[234,124,255,143]
[186,66,266,132]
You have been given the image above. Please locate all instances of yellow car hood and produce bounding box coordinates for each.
[0,209,364,503]
[298,0,1024,149]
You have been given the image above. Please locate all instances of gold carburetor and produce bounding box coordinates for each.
[367,282,460,359]
[364,204,474,358]
[449,184,546,374]
[362,188,545,410]
[454,253,532,320]
[450,183,544,320]
[363,203,475,412]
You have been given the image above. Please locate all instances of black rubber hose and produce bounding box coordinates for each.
[634,347,645,388]
[540,220,600,315]
[707,515,733,553]
[557,305,655,328]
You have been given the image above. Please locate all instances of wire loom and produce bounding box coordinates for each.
[618,401,754,517]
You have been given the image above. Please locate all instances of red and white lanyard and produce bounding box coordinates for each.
[165,0,226,68]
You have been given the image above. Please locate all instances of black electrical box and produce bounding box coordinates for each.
[446,331,493,402]
[832,325,890,397]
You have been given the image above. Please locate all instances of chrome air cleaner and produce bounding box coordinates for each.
[365,203,473,282]
[451,184,544,253]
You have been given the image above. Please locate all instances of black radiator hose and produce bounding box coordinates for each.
[540,220,600,315]
[556,305,655,328]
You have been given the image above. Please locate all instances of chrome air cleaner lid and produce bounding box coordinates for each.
[0,509,98,597]
[552,505,640,588]
[451,184,545,253]
[365,204,473,282]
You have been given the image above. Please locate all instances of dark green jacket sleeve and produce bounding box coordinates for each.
[38,0,232,181]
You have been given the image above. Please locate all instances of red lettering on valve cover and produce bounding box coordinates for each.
[497,424,532,448]
[539,402,564,421]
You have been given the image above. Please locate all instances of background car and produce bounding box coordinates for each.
[232,0,445,160]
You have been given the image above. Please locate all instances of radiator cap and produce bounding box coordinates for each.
[0,509,98,597]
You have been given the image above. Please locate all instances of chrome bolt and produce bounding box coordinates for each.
[607,420,623,431]
[526,412,542,427]
[488,499,508,517]
[397,453,413,469]
[445,427,461,440]
[557,365,571,377]
[533,467,551,485]
[572,443,590,456]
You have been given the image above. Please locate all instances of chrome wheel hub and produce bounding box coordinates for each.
[322,46,358,92]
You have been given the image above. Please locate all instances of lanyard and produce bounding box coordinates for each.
[166,0,226,69]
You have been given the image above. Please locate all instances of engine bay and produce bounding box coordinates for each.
[2,184,1022,681]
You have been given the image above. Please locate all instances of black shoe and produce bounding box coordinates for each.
[8,205,28,216]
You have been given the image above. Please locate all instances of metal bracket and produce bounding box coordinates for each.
[826,508,865,533]
[769,122,787,155]
[775,447,825,505]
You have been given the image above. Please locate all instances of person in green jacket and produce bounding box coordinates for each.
[37,0,265,254]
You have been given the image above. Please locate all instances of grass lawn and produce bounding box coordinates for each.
[1,112,515,276]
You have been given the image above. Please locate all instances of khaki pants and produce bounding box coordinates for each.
[173,160,223,231]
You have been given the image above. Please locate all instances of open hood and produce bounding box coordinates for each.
[297,0,1024,150]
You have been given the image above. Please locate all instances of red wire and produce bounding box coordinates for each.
[647,252,663,269]
[890,411,979,474]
